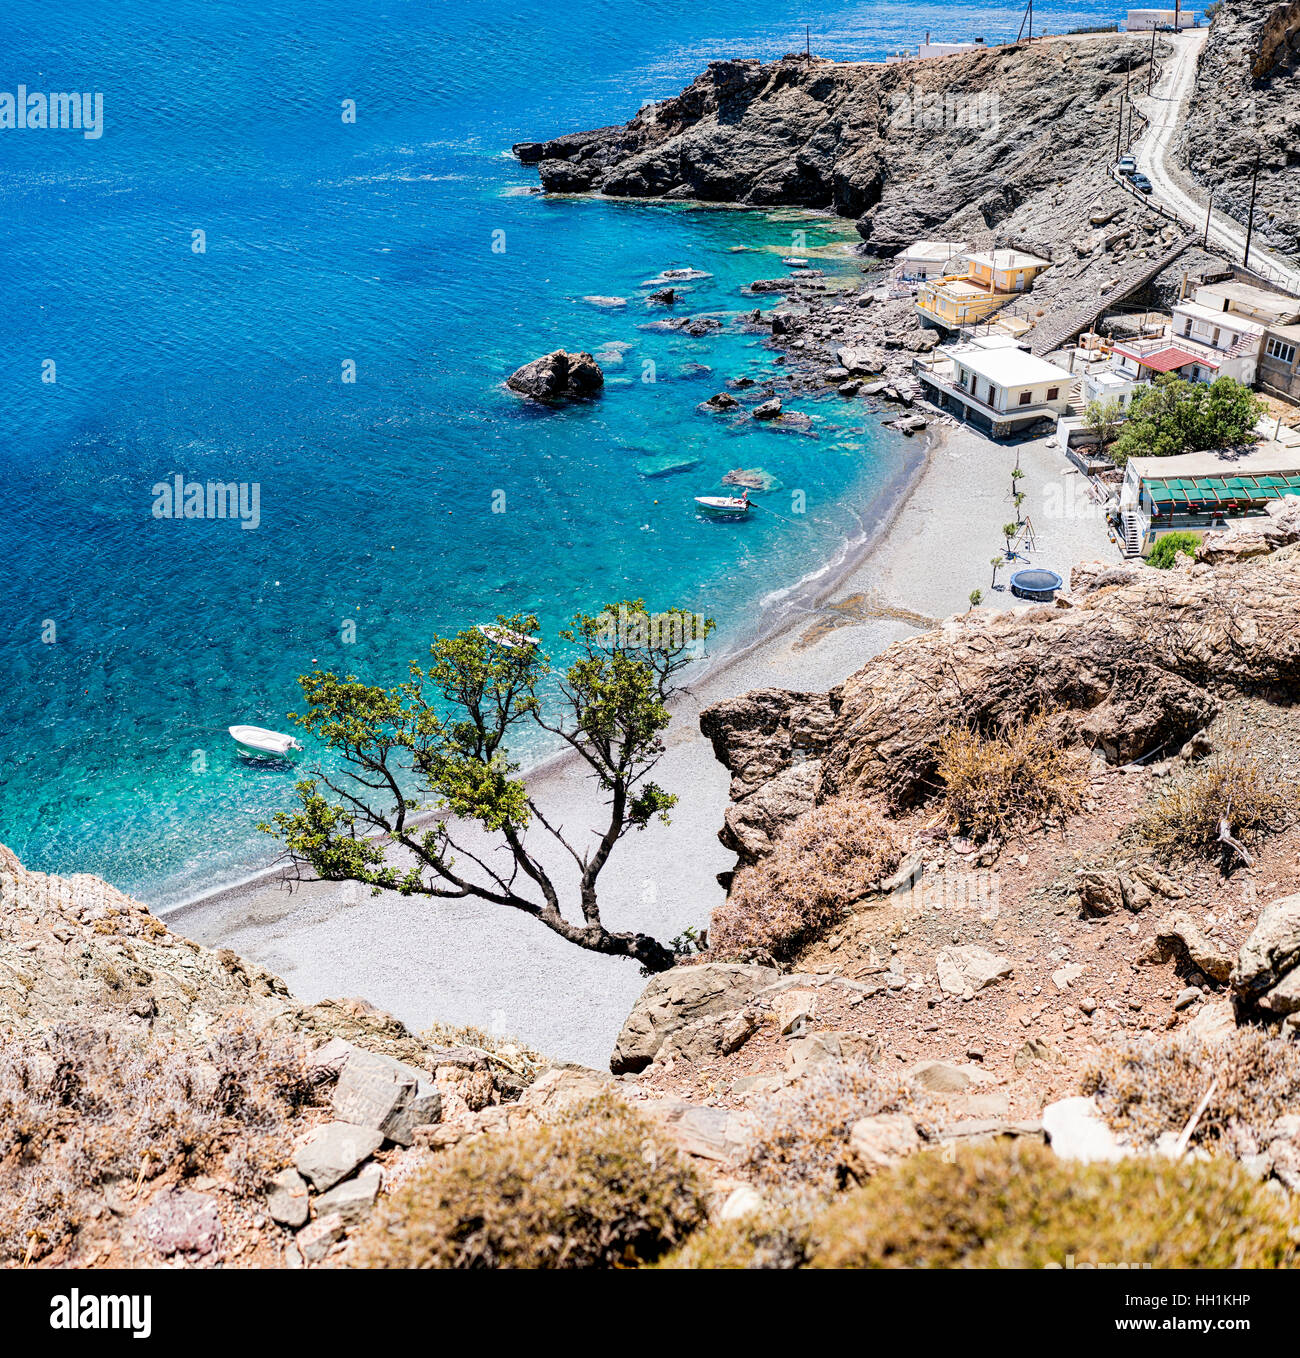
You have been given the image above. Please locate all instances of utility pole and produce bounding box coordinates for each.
[805,24,810,57]
[1127,97,1134,149]
[1203,186,1214,247]
[1243,152,1261,268]
[1028,0,1033,41]
[1148,24,1157,94]
[1115,94,1125,160]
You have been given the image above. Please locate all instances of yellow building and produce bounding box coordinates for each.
[916,248,1052,330]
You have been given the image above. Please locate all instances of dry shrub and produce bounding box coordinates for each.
[936,709,1085,842]
[0,1015,326,1263]
[656,1212,811,1270]
[1082,1030,1300,1152]
[350,1095,706,1268]
[807,1141,1299,1269]
[420,1021,548,1084]
[1141,733,1294,860]
[739,1060,931,1196]
[711,799,904,961]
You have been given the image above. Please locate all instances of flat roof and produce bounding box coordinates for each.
[897,239,968,260]
[1175,299,1268,334]
[951,346,1073,387]
[1129,444,1300,481]
[965,248,1052,271]
[1195,281,1300,318]
[1267,323,1300,343]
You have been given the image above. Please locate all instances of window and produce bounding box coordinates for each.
[1267,337,1298,365]
[1018,390,1033,406]
[1183,317,1193,337]
[1212,327,1221,346]
[1046,386,1060,401]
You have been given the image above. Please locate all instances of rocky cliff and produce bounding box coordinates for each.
[1181,0,1300,258]
[515,36,1159,254]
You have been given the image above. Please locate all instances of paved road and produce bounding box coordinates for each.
[1134,28,1300,296]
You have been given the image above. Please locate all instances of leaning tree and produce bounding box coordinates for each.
[261,602,713,972]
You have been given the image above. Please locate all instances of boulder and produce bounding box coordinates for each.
[909,1061,975,1094]
[505,350,604,402]
[1156,911,1235,985]
[297,1211,346,1264]
[935,945,1013,999]
[846,1113,921,1177]
[266,1167,311,1228]
[139,1187,223,1258]
[836,345,885,374]
[331,1046,442,1146]
[313,1163,383,1226]
[517,1064,615,1119]
[1232,892,1300,1005]
[611,963,779,1073]
[703,391,740,411]
[1042,1096,1128,1164]
[293,1122,383,1193]
[752,397,783,419]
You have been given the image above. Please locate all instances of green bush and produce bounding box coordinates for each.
[350,1096,706,1268]
[807,1141,1299,1268]
[1147,531,1201,569]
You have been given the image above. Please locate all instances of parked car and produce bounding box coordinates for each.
[1130,172,1153,194]
[1116,155,1137,176]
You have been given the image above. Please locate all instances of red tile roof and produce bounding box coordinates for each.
[1117,344,1216,374]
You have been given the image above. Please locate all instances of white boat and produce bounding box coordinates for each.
[694,492,750,519]
[476,624,539,650]
[229,725,302,758]
[781,256,809,267]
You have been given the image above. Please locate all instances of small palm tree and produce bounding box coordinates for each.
[1013,490,1026,522]
[1010,466,1024,498]
[1002,522,1018,556]
[968,589,983,611]
[990,556,1004,588]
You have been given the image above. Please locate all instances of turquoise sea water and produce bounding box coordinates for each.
[0,0,1112,905]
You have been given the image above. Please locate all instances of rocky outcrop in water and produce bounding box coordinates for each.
[513,38,1161,254]
[506,349,604,402]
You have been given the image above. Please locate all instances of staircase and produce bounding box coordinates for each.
[1029,235,1198,358]
[1067,379,1086,417]
[1121,511,1145,557]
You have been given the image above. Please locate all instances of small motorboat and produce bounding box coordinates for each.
[229,725,302,758]
[781,256,809,267]
[476,624,539,650]
[694,491,750,519]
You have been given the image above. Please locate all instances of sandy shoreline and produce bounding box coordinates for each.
[170,417,1119,1067]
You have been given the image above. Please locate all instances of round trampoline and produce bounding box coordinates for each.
[1009,568,1063,602]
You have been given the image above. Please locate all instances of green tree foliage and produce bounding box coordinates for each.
[261,602,713,972]
[1110,374,1265,465]
[1146,530,1201,568]
[1083,395,1124,450]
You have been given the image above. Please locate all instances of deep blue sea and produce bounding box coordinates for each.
[0,0,1114,905]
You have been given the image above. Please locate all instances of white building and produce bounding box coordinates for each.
[1125,9,1198,31]
[894,239,969,281]
[915,336,1073,436]
[886,36,991,62]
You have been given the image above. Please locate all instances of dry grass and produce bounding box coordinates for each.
[1082,1029,1300,1153]
[738,1060,931,1196]
[936,709,1086,842]
[807,1141,1299,1268]
[420,1021,548,1083]
[1141,733,1294,860]
[350,1095,706,1269]
[656,1212,811,1270]
[0,1016,326,1263]
[711,799,904,961]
